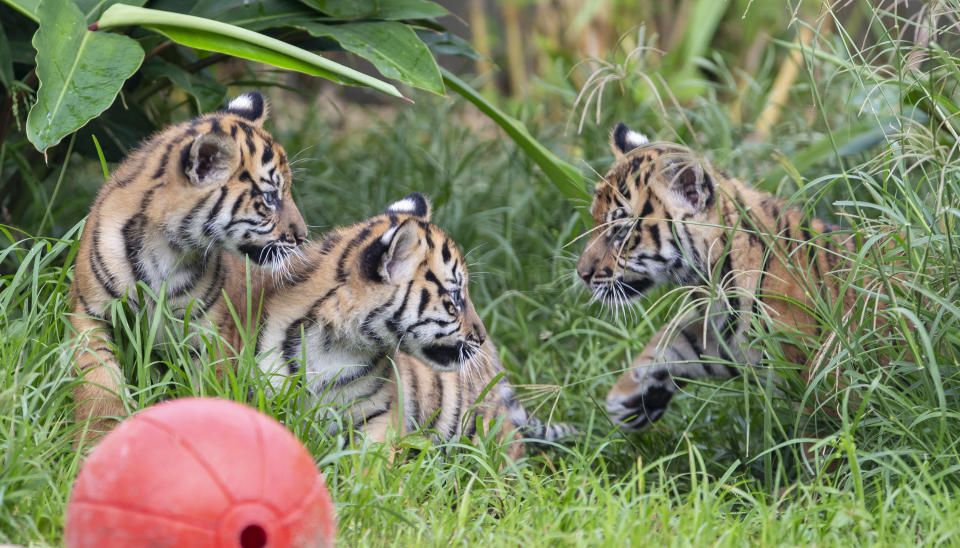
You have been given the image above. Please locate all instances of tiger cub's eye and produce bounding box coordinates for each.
[263,190,279,207]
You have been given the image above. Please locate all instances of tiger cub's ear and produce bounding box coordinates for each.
[376,219,424,283]
[225,91,268,127]
[611,122,649,159]
[664,160,715,211]
[384,192,431,221]
[185,133,240,186]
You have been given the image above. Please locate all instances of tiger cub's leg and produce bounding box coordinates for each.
[69,310,128,438]
[605,315,740,430]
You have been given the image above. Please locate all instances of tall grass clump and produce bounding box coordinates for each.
[803,0,960,492]
[593,0,960,497]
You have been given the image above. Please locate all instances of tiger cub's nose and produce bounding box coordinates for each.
[577,263,596,284]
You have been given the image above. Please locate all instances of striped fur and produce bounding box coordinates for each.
[69,92,307,436]
[577,122,857,430]
[257,193,574,456]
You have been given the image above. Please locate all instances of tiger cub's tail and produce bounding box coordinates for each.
[498,383,577,443]
[518,414,578,443]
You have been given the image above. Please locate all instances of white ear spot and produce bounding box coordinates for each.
[383,192,431,219]
[228,94,253,112]
[389,198,417,213]
[612,122,650,155]
[624,130,649,149]
[225,91,267,125]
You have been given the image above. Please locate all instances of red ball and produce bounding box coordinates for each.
[66,398,335,548]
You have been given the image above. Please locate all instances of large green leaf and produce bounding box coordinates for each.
[1,0,40,21]
[189,0,315,31]
[298,0,447,19]
[416,28,482,60]
[141,58,227,112]
[299,21,443,94]
[26,0,144,154]
[441,68,590,217]
[97,4,403,98]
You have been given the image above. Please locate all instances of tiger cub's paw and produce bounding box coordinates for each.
[605,364,675,431]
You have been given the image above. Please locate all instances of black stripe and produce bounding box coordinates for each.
[139,182,163,214]
[441,241,451,263]
[360,235,389,282]
[282,317,308,366]
[702,173,715,208]
[665,212,682,252]
[420,222,434,249]
[89,229,121,299]
[639,196,654,217]
[229,191,246,218]
[336,224,376,283]
[121,215,148,283]
[318,233,342,255]
[178,189,216,243]
[178,142,192,179]
[387,280,415,336]
[417,288,431,316]
[115,161,145,189]
[317,321,333,352]
[76,294,105,320]
[448,382,462,439]
[153,140,173,179]
[407,317,454,330]
[405,372,420,431]
[647,223,661,252]
[462,411,477,440]
[677,223,702,271]
[329,364,375,389]
[424,270,443,292]
[679,328,703,358]
[750,247,770,325]
[203,187,229,235]
[360,298,395,343]
[196,255,224,312]
[425,374,444,430]
[309,287,339,315]
[362,407,389,424]
[351,370,389,402]
[720,297,741,347]
[286,260,319,287]
[225,216,262,230]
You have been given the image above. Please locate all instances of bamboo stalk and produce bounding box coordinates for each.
[501,0,527,96]
[729,32,771,124]
[750,24,814,140]
[468,0,493,86]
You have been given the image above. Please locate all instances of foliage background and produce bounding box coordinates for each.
[3,0,960,545]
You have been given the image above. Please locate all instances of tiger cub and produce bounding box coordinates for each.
[577,123,857,430]
[69,92,307,435]
[257,193,573,456]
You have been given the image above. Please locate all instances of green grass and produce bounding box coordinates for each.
[4,2,960,546]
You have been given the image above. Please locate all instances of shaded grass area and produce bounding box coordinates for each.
[5,7,960,544]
